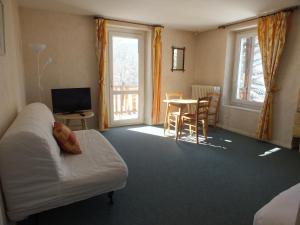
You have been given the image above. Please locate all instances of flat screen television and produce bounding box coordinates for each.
[51,88,91,113]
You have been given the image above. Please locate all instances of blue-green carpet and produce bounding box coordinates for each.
[18,126,300,225]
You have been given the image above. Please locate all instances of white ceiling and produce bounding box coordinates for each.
[17,0,300,31]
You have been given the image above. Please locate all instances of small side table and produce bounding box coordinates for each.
[54,111,95,130]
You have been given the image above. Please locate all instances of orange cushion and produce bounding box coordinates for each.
[53,122,82,154]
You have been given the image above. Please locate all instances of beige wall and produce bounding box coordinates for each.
[194,10,300,148]
[272,11,300,147]
[0,0,25,137]
[20,7,99,129]
[0,0,26,224]
[194,29,227,87]
[160,28,196,122]
[20,8,197,126]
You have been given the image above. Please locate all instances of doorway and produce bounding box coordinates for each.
[108,29,145,126]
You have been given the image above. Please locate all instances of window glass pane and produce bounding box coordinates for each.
[112,37,139,91]
[236,36,252,101]
[248,36,265,102]
[234,32,265,104]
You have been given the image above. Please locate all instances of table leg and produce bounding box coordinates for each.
[176,106,183,141]
[164,103,170,135]
[81,119,88,130]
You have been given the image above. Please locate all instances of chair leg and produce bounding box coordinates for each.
[176,108,182,141]
[196,123,199,144]
[179,116,185,137]
[176,117,180,140]
[206,120,209,139]
[164,104,170,135]
[167,118,171,134]
[203,120,208,142]
[202,122,206,141]
[179,117,185,139]
[175,116,178,136]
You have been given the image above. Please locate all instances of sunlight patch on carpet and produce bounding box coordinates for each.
[258,147,281,157]
[128,126,171,137]
[127,126,227,149]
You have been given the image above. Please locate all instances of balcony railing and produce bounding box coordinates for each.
[112,85,139,121]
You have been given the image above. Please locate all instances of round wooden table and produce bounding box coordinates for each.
[54,111,94,130]
[163,99,198,139]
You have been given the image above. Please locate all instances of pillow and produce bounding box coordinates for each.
[53,122,82,154]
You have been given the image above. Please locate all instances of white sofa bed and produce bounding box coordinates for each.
[253,183,300,225]
[0,103,128,221]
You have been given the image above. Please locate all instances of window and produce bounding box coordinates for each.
[232,30,265,107]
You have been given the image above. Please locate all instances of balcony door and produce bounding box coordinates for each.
[108,30,144,126]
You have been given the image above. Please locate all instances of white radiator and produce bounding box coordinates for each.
[192,85,222,125]
[192,85,221,99]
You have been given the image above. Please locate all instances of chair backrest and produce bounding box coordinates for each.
[166,92,183,100]
[192,85,221,99]
[196,97,211,122]
[166,92,183,112]
[207,92,221,113]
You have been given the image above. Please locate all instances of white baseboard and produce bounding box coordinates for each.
[217,124,256,138]
[217,123,291,149]
[268,139,291,149]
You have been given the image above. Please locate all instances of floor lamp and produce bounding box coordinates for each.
[30,43,53,102]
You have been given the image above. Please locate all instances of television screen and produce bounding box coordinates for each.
[51,88,91,113]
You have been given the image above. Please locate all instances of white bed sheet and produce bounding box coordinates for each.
[61,129,128,199]
[4,129,128,221]
[253,183,300,225]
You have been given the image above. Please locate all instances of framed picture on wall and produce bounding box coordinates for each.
[0,0,5,56]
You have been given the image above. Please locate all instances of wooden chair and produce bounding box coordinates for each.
[179,97,211,143]
[207,92,221,127]
[164,92,183,135]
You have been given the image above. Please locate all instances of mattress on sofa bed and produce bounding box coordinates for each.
[60,129,128,199]
[253,183,300,225]
[6,129,128,221]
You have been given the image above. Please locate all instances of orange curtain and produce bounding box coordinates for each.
[96,19,108,131]
[256,12,290,140]
[152,27,162,124]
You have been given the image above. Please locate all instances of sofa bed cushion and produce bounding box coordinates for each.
[53,122,81,154]
[61,129,128,198]
[1,103,63,169]
[0,103,64,216]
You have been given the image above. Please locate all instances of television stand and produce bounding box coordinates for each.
[54,111,95,130]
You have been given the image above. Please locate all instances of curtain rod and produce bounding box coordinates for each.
[94,16,164,28]
[218,5,299,29]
